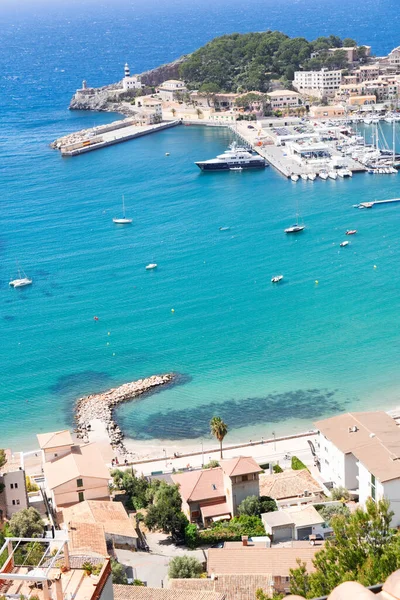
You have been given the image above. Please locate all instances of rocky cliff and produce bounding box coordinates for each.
[139,56,187,86]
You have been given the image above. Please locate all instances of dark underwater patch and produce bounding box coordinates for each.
[50,370,113,395]
[122,388,348,440]
[3,315,16,321]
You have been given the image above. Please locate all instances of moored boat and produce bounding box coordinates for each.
[146,263,158,270]
[346,230,357,235]
[285,224,305,234]
[271,275,283,283]
[195,142,266,171]
[340,241,349,247]
[291,174,299,182]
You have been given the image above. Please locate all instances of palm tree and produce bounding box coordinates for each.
[171,108,177,117]
[210,417,228,458]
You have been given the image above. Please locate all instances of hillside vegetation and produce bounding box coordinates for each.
[179,31,363,93]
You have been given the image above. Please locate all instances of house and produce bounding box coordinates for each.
[0,535,113,600]
[170,575,271,600]
[0,469,29,519]
[293,69,343,98]
[259,468,324,506]
[68,520,108,557]
[37,429,74,463]
[114,584,225,600]
[267,90,301,109]
[62,499,137,549]
[171,456,262,526]
[261,505,325,542]
[308,104,345,118]
[207,543,320,595]
[43,442,110,509]
[315,411,400,526]
[157,80,187,102]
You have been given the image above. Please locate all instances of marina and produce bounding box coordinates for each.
[355,197,400,209]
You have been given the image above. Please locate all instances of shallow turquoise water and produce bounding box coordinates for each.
[3,0,400,450]
[3,122,400,449]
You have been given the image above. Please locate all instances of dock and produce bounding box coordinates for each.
[54,119,181,157]
[355,197,400,209]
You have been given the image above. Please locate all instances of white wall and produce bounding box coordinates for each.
[1,470,28,517]
[42,445,72,463]
[51,477,109,508]
[358,464,400,527]
[318,434,346,486]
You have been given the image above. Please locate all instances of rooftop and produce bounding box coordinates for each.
[207,546,319,577]
[315,411,400,482]
[260,511,294,528]
[284,505,325,528]
[220,456,261,477]
[37,430,73,450]
[68,520,108,557]
[62,500,136,538]
[114,584,225,600]
[170,575,273,600]
[267,90,301,97]
[172,468,224,503]
[43,443,110,490]
[259,468,323,500]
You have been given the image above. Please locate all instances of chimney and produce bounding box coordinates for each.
[242,535,248,546]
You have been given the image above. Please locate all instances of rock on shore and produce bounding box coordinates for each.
[75,373,175,456]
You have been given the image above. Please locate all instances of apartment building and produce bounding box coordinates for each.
[293,69,342,98]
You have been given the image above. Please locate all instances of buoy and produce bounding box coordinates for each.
[171,308,175,312]
[112,353,115,356]
[108,332,111,336]
[107,342,109,346]
[315,280,319,284]
[165,152,170,156]
[374,265,377,269]
[94,316,99,321]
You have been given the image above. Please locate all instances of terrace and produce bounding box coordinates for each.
[0,537,110,600]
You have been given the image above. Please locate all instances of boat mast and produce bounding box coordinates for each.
[393,119,396,165]
[122,195,125,218]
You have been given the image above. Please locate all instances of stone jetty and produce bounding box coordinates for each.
[74,373,175,456]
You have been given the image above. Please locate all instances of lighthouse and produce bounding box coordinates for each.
[122,62,143,91]
[124,63,130,77]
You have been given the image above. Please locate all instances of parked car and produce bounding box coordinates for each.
[302,533,324,542]
[247,125,255,129]
[211,542,224,548]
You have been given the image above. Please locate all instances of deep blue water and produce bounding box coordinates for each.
[2,0,400,450]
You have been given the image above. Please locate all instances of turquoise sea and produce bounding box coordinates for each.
[2,0,400,450]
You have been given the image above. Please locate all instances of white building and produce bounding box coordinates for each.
[315,411,400,526]
[267,90,302,109]
[122,63,143,91]
[387,46,400,67]
[293,69,343,98]
[262,504,326,542]
[157,79,187,102]
[0,469,29,518]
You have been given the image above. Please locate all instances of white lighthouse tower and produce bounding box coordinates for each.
[122,62,143,91]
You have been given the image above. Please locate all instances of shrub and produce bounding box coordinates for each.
[168,556,203,579]
[26,476,39,493]
[330,486,351,502]
[133,579,145,586]
[237,495,261,517]
[273,464,283,473]
[82,561,94,575]
[198,515,265,545]
[202,460,219,469]
[317,503,350,525]
[291,456,307,470]
[184,523,199,549]
[259,496,277,513]
[111,559,127,584]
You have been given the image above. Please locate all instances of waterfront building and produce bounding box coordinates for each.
[172,456,261,526]
[41,439,110,510]
[0,468,28,519]
[293,69,343,98]
[347,94,376,106]
[157,79,187,101]
[315,411,400,526]
[37,429,74,463]
[286,141,331,163]
[261,504,326,542]
[267,89,302,109]
[122,63,143,91]
[259,468,324,507]
[135,95,163,123]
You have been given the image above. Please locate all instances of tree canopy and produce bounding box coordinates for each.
[179,31,359,92]
[237,495,277,517]
[144,480,188,539]
[290,498,400,598]
[210,416,228,458]
[8,508,45,538]
[168,555,203,579]
[0,450,7,470]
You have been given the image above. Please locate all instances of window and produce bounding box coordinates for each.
[16,500,20,505]
[12,500,16,505]
[371,474,376,501]
[14,483,18,489]
[78,491,84,502]
[10,484,13,489]
[77,478,83,488]
[242,475,248,482]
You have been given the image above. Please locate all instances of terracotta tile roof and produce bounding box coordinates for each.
[315,411,400,482]
[259,469,323,500]
[200,502,230,519]
[113,584,225,600]
[37,430,73,450]
[220,457,262,477]
[207,546,319,577]
[68,520,108,557]
[170,575,273,600]
[172,469,225,502]
[43,443,110,489]
[62,500,137,538]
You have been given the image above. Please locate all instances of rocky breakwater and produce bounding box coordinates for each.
[75,373,175,456]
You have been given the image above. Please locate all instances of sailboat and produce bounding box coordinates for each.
[285,196,305,234]
[9,264,32,288]
[113,196,132,224]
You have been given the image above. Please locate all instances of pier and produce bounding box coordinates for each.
[53,119,181,156]
[355,197,400,209]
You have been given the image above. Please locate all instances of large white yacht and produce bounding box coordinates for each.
[195,142,267,171]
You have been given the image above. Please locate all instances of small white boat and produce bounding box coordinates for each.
[337,168,352,178]
[219,226,231,231]
[9,265,32,288]
[271,275,283,283]
[328,170,338,180]
[113,195,132,224]
[340,241,349,247]
[146,263,158,270]
[291,174,299,182]
[308,173,317,181]
[318,171,328,180]
[300,173,308,181]
[285,224,305,234]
